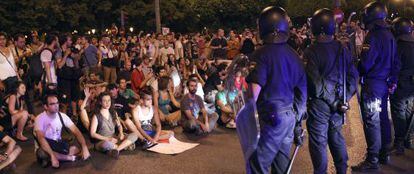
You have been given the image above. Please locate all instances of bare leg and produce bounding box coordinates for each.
[12,111,29,141]
[0,145,22,170]
[124,118,145,140]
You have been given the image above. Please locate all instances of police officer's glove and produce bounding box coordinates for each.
[388,83,397,94]
[337,101,350,114]
[294,123,304,146]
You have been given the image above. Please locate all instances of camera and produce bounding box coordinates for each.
[70,46,80,54]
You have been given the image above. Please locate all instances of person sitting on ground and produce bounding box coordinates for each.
[34,93,91,168]
[0,131,22,170]
[131,87,174,144]
[215,79,237,129]
[118,77,139,100]
[2,81,31,141]
[89,92,138,159]
[180,78,218,135]
[155,77,181,126]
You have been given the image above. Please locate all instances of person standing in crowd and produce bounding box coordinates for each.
[81,35,100,76]
[227,30,240,60]
[100,36,117,84]
[245,6,307,173]
[305,9,359,174]
[211,29,227,60]
[41,34,59,87]
[355,24,365,59]
[390,17,414,155]
[34,93,90,168]
[352,1,400,171]
[56,34,82,118]
[0,32,19,94]
[240,31,256,58]
[180,78,218,135]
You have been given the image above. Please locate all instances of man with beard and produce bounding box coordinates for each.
[180,78,218,135]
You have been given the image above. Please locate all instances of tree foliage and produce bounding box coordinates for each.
[0,0,411,34]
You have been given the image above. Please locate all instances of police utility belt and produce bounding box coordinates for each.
[259,106,294,126]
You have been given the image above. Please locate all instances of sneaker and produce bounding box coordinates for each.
[351,160,379,172]
[142,139,157,150]
[107,149,119,159]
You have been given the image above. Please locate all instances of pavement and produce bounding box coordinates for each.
[2,96,414,174]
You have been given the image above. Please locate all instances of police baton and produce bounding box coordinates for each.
[342,45,347,125]
[285,129,306,174]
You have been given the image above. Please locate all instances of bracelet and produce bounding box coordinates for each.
[3,153,8,159]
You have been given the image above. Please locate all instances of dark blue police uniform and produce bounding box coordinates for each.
[305,40,358,174]
[247,42,307,173]
[358,26,400,163]
[390,37,414,149]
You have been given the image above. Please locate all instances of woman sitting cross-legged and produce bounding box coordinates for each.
[131,87,174,145]
[154,77,181,126]
[90,92,138,159]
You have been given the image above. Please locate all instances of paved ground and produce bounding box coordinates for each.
[2,96,414,174]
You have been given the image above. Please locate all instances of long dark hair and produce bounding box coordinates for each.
[95,92,118,121]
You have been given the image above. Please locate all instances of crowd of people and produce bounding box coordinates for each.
[0,1,412,173]
[0,24,264,169]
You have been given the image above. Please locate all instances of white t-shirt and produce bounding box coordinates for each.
[40,49,57,84]
[34,111,74,141]
[0,48,18,81]
[159,47,174,65]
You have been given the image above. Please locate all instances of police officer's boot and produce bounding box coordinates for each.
[351,154,380,172]
[391,138,405,155]
[379,146,391,164]
[404,135,414,149]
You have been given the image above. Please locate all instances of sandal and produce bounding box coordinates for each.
[225,121,236,129]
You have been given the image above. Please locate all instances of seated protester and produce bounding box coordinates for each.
[89,92,138,159]
[79,85,103,131]
[203,63,227,104]
[154,77,181,126]
[118,78,139,100]
[131,87,173,144]
[0,131,22,170]
[118,60,132,82]
[131,58,154,94]
[183,74,205,101]
[215,80,237,129]
[2,81,30,141]
[107,84,129,120]
[34,93,91,168]
[180,78,218,135]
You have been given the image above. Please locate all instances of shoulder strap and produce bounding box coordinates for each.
[58,112,70,134]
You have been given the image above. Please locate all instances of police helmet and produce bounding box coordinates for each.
[392,17,413,36]
[311,8,335,36]
[361,1,388,27]
[258,6,289,43]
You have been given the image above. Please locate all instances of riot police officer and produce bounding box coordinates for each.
[390,17,414,155]
[352,1,400,171]
[304,8,359,174]
[246,6,307,174]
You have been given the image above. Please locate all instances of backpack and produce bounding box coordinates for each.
[28,48,52,82]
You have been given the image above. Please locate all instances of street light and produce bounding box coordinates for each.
[91,29,96,34]
[129,27,134,33]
